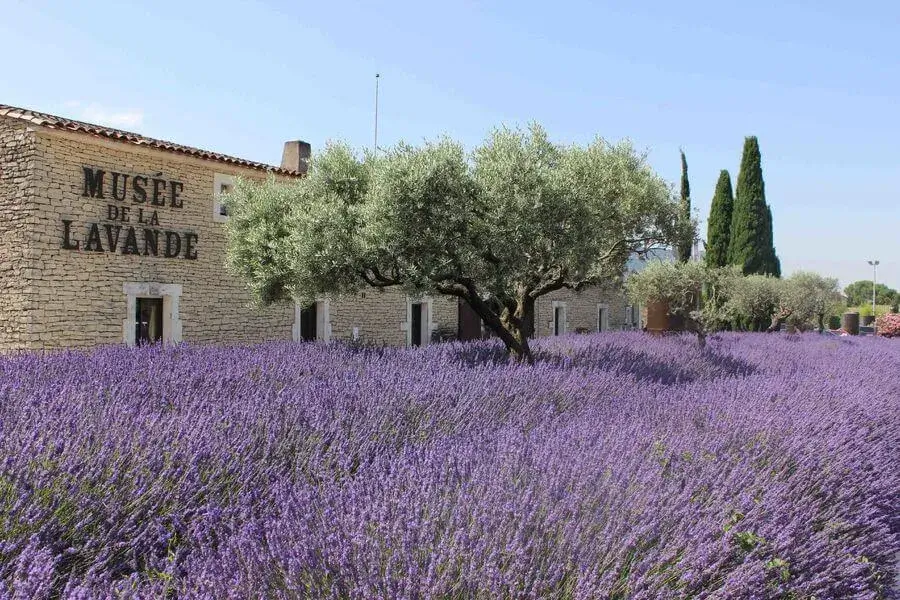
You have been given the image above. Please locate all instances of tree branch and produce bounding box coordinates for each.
[360,266,401,288]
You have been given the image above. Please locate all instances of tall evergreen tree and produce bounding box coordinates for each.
[762,204,781,276]
[676,149,692,262]
[728,136,778,275]
[705,170,733,267]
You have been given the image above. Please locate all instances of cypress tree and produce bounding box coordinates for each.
[728,136,778,275]
[762,204,781,276]
[676,150,692,263]
[705,170,733,267]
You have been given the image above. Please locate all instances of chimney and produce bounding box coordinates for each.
[281,140,311,175]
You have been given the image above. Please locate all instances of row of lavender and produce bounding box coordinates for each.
[1,334,898,598]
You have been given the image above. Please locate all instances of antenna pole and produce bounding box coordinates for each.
[374,73,380,155]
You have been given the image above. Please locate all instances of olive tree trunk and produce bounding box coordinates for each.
[460,291,535,363]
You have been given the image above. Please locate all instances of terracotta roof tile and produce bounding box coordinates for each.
[0,104,302,176]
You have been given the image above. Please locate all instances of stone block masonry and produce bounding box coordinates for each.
[0,119,36,349]
[0,108,635,353]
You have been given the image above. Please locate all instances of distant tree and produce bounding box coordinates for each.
[705,170,733,268]
[728,137,779,276]
[728,271,839,333]
[224,125,680,362]
[727,274,781,331]
[676,150,693,263]
[783,271,841,332]
[844,280,898,307]
[626,261,737,348]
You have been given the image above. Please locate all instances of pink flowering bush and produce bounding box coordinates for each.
[876,312,900,338]
[0,333,898,598]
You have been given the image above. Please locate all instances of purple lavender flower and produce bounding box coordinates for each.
[0,333,897,598]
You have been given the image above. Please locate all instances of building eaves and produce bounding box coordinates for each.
[0,104,302,177]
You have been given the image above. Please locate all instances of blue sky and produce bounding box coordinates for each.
[2,0,898,289]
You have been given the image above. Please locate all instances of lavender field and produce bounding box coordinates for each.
[1,334,898,599]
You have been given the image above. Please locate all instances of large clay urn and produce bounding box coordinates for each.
[645,300,670,334]
[842,312,860,335]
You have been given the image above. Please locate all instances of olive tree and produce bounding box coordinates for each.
[224,125,682,362]
[625,261,738,348]
[727,275,781,331]
[782,271,841,332]
[727,271,840,333]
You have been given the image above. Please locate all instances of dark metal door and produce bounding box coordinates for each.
[410,303,423,346]
[136,298,163,345]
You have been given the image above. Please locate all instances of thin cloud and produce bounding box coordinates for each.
[70,102,145,129]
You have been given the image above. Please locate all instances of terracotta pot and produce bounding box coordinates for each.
[645,301,670,334]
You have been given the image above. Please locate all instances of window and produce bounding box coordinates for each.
[213,173,234,222]
[597,303,609,332]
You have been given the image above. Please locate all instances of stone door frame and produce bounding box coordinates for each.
[123,282,183,346]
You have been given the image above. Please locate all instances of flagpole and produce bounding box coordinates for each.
[374,73,380,155]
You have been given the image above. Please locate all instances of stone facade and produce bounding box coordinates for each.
[0,110,634,353]
[536,285,632,336]
[0,119,36,349]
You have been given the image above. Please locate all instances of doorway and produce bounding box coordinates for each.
[410,302,424,346]
[135,297,163,345]
[553,304,567,336]
[299,302,317,341]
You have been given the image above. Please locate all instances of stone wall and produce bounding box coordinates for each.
[8,125,297,350]
[0,118,36,349]
[535,285,631,336]
[328,290,457,346]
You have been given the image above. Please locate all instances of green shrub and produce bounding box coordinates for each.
[855,304,892,318]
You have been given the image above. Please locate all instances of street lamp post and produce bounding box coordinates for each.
[867,260,879,329]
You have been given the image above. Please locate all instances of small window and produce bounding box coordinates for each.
[218,183,232,216]
[213,174,234,222]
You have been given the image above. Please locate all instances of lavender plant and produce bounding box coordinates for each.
[0,334,897,598]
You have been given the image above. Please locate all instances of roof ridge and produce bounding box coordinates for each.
[0,103,302,176]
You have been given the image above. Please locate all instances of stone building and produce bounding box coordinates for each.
[0,104,634,352]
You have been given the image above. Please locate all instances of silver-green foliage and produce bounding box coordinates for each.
[781,271,841,331]
[727,274,782,330]
[224,125,680,360]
